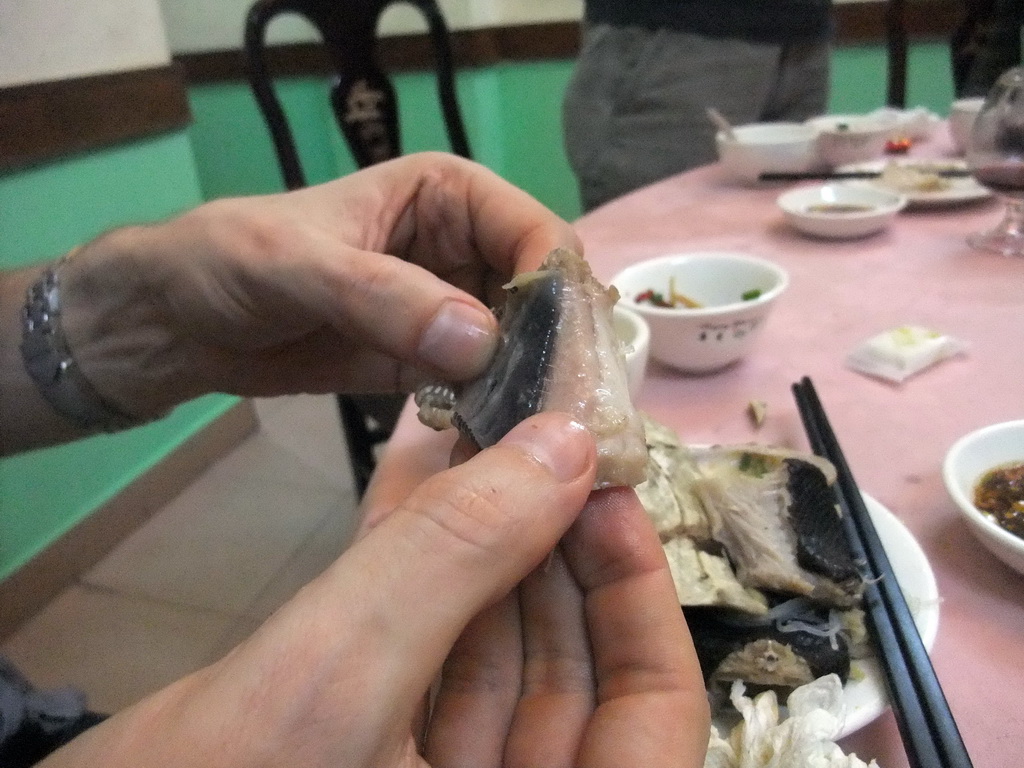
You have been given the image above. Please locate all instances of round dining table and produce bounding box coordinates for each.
[362,136,1024,767]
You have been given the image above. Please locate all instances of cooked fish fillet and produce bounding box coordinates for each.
[416,248,648,488]
[663,536,769,614]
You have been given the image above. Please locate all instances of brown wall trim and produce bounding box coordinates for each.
[178,2,960,85]
[837,0,965,43]
[177,20,581,83]
[0,64,192,173]
[0,400,258,641]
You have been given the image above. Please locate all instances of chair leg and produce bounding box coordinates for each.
[334,393,407,499]
[335,394,375,499]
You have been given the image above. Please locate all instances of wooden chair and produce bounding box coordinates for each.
[886,0,1016,105]
[243,0,473,498]
[885,0,909,107]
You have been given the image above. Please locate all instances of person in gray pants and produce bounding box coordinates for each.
[563,0,834,211]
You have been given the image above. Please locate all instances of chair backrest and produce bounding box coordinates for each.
[244,0,471,190]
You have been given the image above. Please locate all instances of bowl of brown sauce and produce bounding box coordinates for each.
[777,183,907,239]
[943,420,1024,576]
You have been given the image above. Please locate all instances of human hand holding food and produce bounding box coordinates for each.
[39,413,709,768]
[1,152,580,453]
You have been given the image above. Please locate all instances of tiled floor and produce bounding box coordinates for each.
[1,395,361,715]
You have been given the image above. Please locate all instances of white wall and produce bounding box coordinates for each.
[0,0,171,88]
[158,0,584,54]
[0,0,871,86]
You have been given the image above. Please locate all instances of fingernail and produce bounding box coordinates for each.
[419,300,497,376]
[501,414,593,483]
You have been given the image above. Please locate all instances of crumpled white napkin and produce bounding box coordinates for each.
[704,675,880,768]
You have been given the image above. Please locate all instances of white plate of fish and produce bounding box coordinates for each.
[839,159,992,208]
[635,422,939,740]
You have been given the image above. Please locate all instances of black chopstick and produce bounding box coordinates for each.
[792,377,973,768]
[760,169,970,182]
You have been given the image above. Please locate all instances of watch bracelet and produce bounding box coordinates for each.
[20,262,142,433]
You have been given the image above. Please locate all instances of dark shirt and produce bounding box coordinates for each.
[584,0,834,44]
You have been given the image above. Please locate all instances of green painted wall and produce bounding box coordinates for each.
[187,61,582,219]
[186,42,957,223]
[830,42,955,115]
[0,133,238,580]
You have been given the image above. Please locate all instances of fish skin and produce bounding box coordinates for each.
[786,459,862,584]
[685,605,852,689]
[453,269,560,449]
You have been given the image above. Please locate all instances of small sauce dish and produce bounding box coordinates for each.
[943,419,1024,577]
[777,183,907,239]
[612,304,650,400]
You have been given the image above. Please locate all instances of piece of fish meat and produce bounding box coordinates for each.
[662,536,769,615]
[688,445,862,608]
[416,248,647,489]
[685,599,852,693]
[635,415,865,706]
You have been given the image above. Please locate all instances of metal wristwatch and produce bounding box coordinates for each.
[20,263,140,432]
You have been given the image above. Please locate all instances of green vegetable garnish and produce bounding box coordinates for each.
[737,452,773,477]
[742,289,762,301]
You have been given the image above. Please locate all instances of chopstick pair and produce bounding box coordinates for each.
[791,377,973,768]
[760,169,971,182]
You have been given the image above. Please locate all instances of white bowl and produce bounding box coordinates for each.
[612,304,650,399]
[610,252,788,374]
[943,420,1024,577]
[807,114,892,167]
[777,183,908,239]
[716,122,820,183]
[949,97,985,155]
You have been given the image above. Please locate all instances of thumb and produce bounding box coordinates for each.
[333,411,596,696]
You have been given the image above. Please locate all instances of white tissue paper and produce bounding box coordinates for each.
[704,675,879,768]
[867,106,941,141]
[846,325,966,384]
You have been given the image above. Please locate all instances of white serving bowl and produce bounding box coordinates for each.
[715,122,820,183]
[807,114,892,167]
[610,252,788,374]
[943,420,1024,577]
[777,183,907,239]
[612,304,650,399]
[949,97,985,154]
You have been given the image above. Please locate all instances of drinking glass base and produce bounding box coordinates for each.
[967,227,1024,257]
[967,198,1024,256]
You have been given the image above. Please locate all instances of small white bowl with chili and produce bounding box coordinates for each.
[610,252,788,374]
[777,183,908,239]
[943,419,1024,577]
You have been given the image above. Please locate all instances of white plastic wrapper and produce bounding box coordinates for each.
[704,675,880,768]
[846,325,966,384]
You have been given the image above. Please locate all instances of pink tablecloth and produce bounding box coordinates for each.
[365,149,1024,767]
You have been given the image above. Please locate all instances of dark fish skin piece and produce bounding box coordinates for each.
[452,270,561,449]
[415,247,648,488]
[785,459,861,584]
[684,604,851,687]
